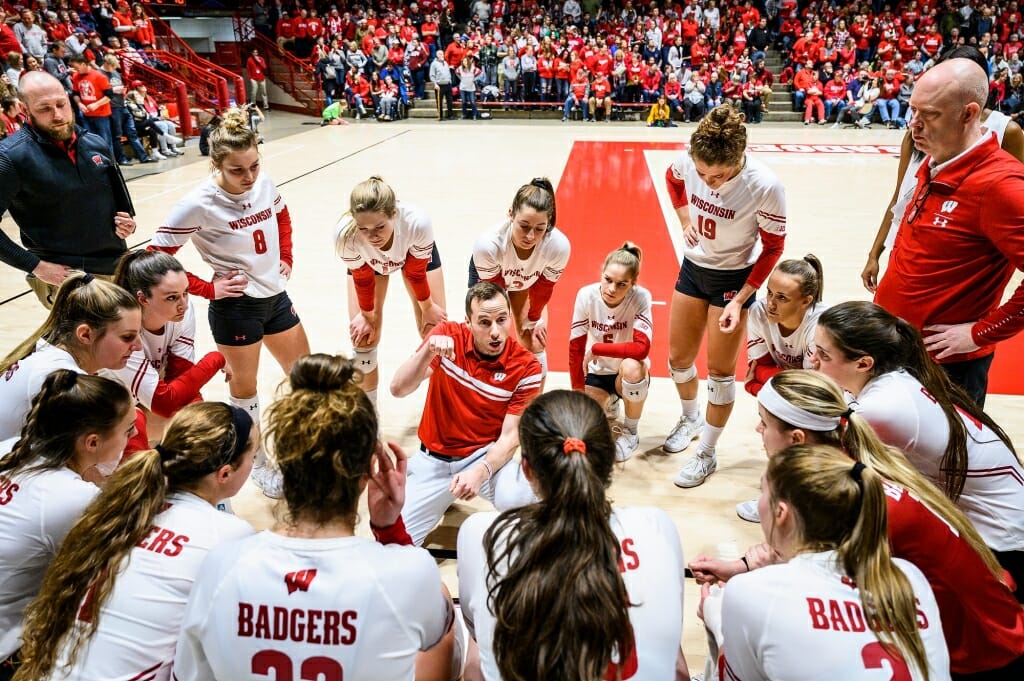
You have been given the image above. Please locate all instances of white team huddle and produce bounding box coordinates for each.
[0,100,1023,681]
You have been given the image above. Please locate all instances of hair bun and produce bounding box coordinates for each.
[289,354,359,393]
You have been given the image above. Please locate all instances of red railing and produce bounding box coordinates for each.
[145,49,233,114]
[145,6,247,105]
[233,13,322,114]
[115,57,194,137]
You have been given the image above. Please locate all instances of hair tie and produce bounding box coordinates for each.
[562,437,586,456]
[155,444,174,461]
[530,177,549,190]
[850,461,866,482]
[80,273,95,284]
[842,408,854,420]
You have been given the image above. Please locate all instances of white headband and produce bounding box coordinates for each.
[758,378,843,432]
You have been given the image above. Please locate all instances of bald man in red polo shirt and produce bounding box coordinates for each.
[391,282,543,545]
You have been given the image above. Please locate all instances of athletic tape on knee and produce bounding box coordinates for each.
[535,351,548,376]
[621,376,650,402]
[707,375,736,405]
[669,363,698,384]
[353,346,378,373]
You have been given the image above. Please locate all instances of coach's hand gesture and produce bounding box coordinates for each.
[426,334,456,360]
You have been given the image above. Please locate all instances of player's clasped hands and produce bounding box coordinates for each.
[350,312,379,348]
[450,462,488,501]
[426,334,456,360]
[211,270,248,299]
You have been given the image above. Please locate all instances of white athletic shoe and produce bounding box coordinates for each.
[167,135,183,145]
[663,414,703,453]
[250,463,283,499]
[605,394,623,421]
[613,427,640,462]
[673,450,717,488]
[736,499,760,523]
[150,150,166,160]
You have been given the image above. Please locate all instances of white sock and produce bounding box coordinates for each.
[230,395,264,466]
[681,398,699,420]
[697,424,724,456]
[623,416,639,434]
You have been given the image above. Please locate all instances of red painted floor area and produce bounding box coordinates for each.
[549,140,1024,395]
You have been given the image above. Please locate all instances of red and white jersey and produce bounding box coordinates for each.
[457,506,684,681]
[173,531,452,681]
[667,153,787,271]
[569,283,654,376]
[0,461,99,660]
[855,370,1024,552]
[472,220,571,291]
[418,322,543,458]
[721,551,949,681]
[0,340,84,442]
[48,492,253,681]
[334,203,435,275]
[101,304,196,411]
[153,174,287,298]
[746,301,828,369]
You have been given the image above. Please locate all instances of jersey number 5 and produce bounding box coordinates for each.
[253,650,343,680]
[253,229,268,254]
[697,215,717,240]
[861,642,912,681]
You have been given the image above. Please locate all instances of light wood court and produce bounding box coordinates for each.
[3,116,1022,673]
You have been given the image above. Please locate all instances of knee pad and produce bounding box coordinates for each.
[669,363,698,384]
[353,346,378,373]
[621,375,650,403]
[534,351,548,376]
[707,375,736,405]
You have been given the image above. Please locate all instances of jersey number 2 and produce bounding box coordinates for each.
[861,642,911,681]
[697,215,717,240]
[253,650,342,681]
[253,229,268,254]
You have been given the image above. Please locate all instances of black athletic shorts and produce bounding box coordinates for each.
[209,291,301,346]
[585,372,621,398]
[345,242,442,276]
[467,257,481,287]
[675,259,756,309]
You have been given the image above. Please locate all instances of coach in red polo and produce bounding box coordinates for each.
[391,282,543,545]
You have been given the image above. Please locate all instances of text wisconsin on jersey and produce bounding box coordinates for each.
[229,208,274,231]
[689,194,737,220]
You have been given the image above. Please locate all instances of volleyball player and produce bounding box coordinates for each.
[457,390,688,681]
[108,251,229,443]
[150,107,311,498]
[391,283,543,546]
[469,178,570,377]
[862,45,1024,293]
[334,176,447,405]
[14,402,256,681]
[816,301,1024,598]
[736,255,827,522]
[568,243,654,462]
[701,444,950,680]
[663,105,787,489]
[0,371,136,679]
[174,354,456,681]
[696,370,1024,676]
[0,275,141,442]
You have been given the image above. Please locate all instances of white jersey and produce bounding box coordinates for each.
[0,462,99,659]
[853,370,1024,552]
[100,304,197,411]
[153,173,288,298]
[335,203,435,275]
[667,153,787,271]
[173,531,451,681]
[0,340,84,442]
[48,492,253,681]
[457,507,684,681]
[746,301,828,369]
[570,283,654,376]
[887,112,1012,248]
[721,551,949,681]
[472,220,571,292]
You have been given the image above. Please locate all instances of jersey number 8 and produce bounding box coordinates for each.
[253,229,268,254]
[253,650,342,680]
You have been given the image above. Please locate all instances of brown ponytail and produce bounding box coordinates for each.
[485,390,633,681]
[15,402,253,680]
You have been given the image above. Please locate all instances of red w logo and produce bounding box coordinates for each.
[284,569,318,594]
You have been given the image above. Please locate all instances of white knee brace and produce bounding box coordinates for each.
[669,363,698,384]
[707,375,736,405]
[621,375,650,403]
[353,346,379,373]
[535,351,548,376]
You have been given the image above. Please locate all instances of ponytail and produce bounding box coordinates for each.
[113,250,185,300]
[767,445,930,680]
[484,391,632,681]
[15,402,253,679]
[774,254,824,304]
[509,177,556,231]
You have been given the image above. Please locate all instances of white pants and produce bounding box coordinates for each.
[249,78,268,107]
[405,444,537,546]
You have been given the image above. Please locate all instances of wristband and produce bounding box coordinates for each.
[480,460,493,482]
[741,555,750,572]
[520,320,537,331]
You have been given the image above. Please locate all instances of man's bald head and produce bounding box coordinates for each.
[908,58,989,164]
[917,58,989,111]
[19,72,74,141]
[18,71,66,108]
